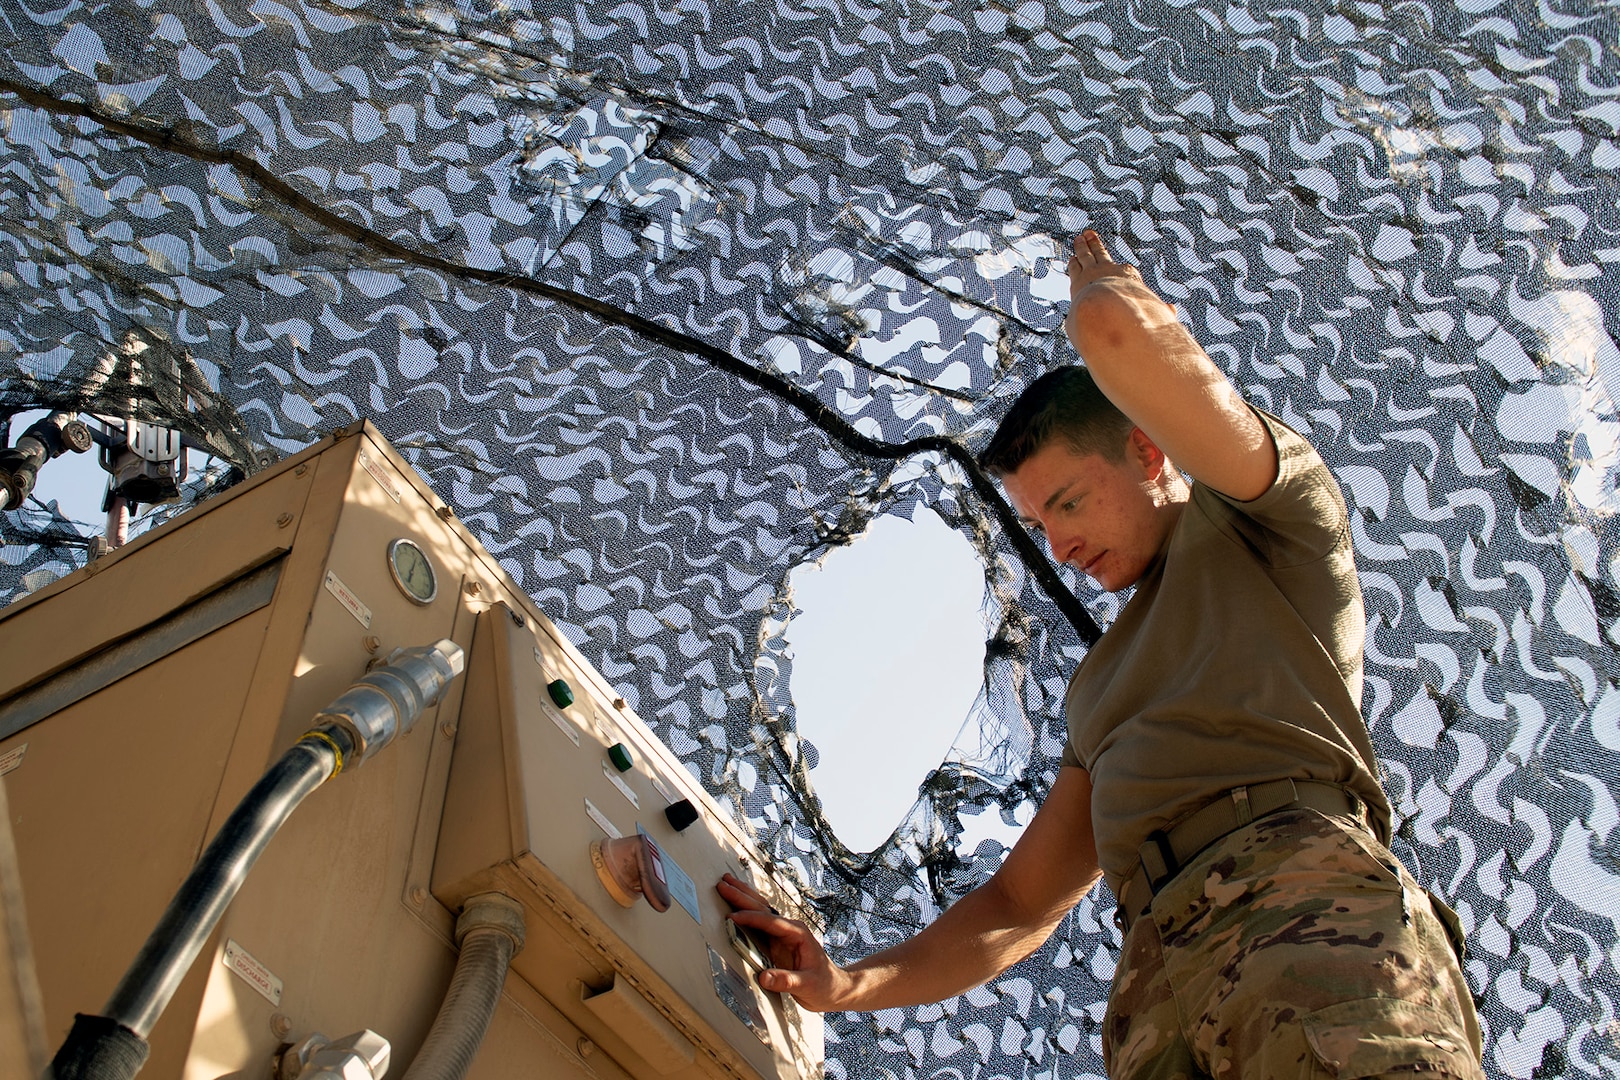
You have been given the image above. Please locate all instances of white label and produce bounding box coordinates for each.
[584,798,621,838]
[223,939,283,1006]
[604,760,640,809]
[0,743,26,778]
[324,570,372,628]
[546,706,580,746]
[358,448,401,502]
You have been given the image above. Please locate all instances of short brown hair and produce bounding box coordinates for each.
[977,366,1135,476]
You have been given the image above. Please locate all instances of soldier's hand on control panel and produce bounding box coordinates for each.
[717,872,850,1013]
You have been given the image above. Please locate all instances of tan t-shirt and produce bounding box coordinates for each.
[1062,411,1393,894]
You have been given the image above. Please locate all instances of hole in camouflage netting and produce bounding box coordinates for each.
[2,409,232,600]
[785,506,988,853]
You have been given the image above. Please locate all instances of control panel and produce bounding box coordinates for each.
[433,603,821,1080]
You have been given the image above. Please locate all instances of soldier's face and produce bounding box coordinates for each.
[1001,432,1176,593]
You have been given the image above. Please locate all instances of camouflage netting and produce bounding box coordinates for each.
[3,0,1619,1076]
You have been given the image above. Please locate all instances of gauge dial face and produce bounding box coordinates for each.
[387,538,437,605]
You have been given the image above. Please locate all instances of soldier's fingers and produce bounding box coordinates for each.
[1081,229,1113,264]
[758,967,812,995]
[727,908,805,942]
[716,873,771,912]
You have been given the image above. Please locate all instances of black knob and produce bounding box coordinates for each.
[664,799,700,832]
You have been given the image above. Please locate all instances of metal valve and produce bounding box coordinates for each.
[278,1029,391,1080]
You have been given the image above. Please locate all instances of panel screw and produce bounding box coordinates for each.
[276,513,293,528]
[441,721,457,738]
[294,463,308,477]
[436,505,453,520]
[465,581,482,596]
[613,697,627,710]
[270,1013,292,1039]
[509,609,525,627]
[410,886,428,906]
[362,635,381,654]
[576,1038,596,1058]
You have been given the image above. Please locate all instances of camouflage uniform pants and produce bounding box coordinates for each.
[1104,809,1485,1080]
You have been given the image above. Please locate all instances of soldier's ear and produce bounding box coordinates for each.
[1127,427,1166,480]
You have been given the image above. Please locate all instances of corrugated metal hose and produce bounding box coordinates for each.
[400,893,527,1080]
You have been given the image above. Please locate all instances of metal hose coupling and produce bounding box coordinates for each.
[312,639,465,770]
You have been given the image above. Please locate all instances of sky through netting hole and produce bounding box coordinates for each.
[6,409,214,529]
[785,506,994,854]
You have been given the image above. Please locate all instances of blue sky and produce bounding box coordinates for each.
[785,505,1024,853]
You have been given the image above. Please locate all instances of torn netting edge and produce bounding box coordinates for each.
[2,1,1619,1076]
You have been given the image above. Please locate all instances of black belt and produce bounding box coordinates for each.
[1115,779,1364,931]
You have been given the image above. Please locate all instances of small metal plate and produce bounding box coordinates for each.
[584,797,621,839]
[323,570,372,628]
[639,824,699,922]
[357,448,400,502]
[222,939,283,1006]
[604,759,640,809]
[708,946,769,1045]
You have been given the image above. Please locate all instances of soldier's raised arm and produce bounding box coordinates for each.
[1062,231,1276,501]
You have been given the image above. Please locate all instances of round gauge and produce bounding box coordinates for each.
[387,538,438,605]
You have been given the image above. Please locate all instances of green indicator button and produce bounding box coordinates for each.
[546,679,574,709]
[607,743,635,772]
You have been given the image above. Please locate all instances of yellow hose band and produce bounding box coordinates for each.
[303,729,346,777]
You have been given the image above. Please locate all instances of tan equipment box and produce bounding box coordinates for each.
[0,423,821,1080]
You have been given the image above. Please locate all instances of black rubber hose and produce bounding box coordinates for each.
[104,727,351,1035]
[46,725,353,1080]
[44,1015,148,1080]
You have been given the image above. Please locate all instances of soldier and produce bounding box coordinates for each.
[720,232,1485,1079]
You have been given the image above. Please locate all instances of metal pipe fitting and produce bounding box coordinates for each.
[282,1029,392,1080]
[312,640,465,769]
[453,893,527,952]
[0,412,90,511]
